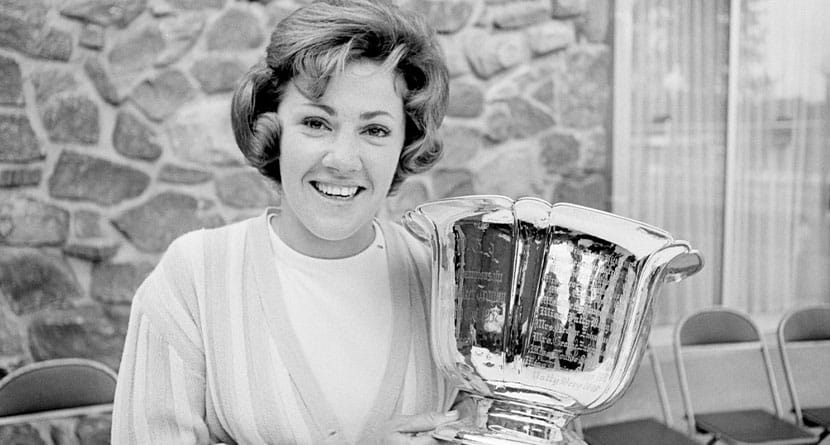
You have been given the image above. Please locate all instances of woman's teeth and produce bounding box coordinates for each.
[313,182,359,198]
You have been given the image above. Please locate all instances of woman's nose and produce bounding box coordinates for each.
[321,133,362,172]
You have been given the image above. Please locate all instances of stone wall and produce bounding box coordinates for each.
[0,0,611,442]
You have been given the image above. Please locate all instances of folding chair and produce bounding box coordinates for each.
[0,358,117,426]
[777,304,830,441]
[674,307,817,445]
[580,346,698,445]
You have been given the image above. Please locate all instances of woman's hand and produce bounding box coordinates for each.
[372,410,459,444]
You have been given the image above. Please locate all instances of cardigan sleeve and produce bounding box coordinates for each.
[112,231,213,445]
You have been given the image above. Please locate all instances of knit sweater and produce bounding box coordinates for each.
[111,210,446,444]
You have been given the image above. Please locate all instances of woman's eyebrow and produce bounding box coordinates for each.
[303,103,336,115]
[360,110,393,120]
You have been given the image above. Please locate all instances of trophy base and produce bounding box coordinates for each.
[433,395,586,445]
[434,422,585,445]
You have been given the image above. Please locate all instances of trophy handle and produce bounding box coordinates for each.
[402,210,434,242]
[663,243,704,283]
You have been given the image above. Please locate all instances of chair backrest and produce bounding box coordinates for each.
[580,346,675,428]
[0,358,117,419]
[777,304,830,426]
[673,307,785,435]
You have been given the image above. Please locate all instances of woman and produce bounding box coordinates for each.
[111,0,457,443]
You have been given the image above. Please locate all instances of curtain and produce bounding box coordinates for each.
[722,0,830,314]
[615,0,730,324]
[615,0,829,325]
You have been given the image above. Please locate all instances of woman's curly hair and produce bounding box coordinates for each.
[230,0,449,194]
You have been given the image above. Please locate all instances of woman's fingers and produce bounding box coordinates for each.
[392,410,459,434]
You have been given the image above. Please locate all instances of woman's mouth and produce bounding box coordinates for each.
[311,181,363,199]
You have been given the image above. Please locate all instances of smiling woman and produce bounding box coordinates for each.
[111,1,456,444]
[274,61,406,258]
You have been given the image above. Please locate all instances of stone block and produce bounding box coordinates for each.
[40,95,101,144]
[31,69,79,105]
[156,11,206,67]
[439,124,484,167]
[552,173,609,211]
[482,102,512,143]
[0,194,69,246]
[165,96,246,166]
[108,25,165,75]
[28,305,126,372]
[526,20,575,55]
[576,0,610,43]
[490,0,551,29]
[407,0,476,34]
[540,131,579,174]
[465,30,531,78]
[104,303,131,339]
[36,28,74,61]
[551,0,587,17]
[63,242,120,262]
[190,58,247,94]
[49,150,151,206]
[216,170,279,209]
[113,110,163,161]
[447,79,485,118]
[61,0,147,28]
[578,127,609,171]
[437,35,471,78]
[531,79,554,106]
[76,415,113,445]
[0,0,48,54]
[80,23,106,50]
[90,261,154,303]
[0,1,73,61]
[475,144,540,198]
[0,424,46,445]
[84,57,127,105]
[0,114,43,162]
[0,247,82,315]
[0,307,24,355]
[164,0,224,9]
[158,163,213,184]
[73,209,102,238]
[0,167,42,187]
[431,168,475,198]
[0,55,24,105]
[206,8,264,51]
[112,191,224,253]
[557,47,611,128]
[131,69,197,121]
[497,97,555,138]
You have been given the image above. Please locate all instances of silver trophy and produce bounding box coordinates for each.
[402,195,703,445]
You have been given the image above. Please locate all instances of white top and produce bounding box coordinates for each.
[268,218,392,442]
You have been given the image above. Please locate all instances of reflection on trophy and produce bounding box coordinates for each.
[403,195,703,445]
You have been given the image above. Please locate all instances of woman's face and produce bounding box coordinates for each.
[274,60,406,258]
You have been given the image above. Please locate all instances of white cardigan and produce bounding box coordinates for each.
[112,210,446,444]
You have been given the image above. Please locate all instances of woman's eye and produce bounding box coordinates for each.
[363,125,390,137]
[302,117,329,131]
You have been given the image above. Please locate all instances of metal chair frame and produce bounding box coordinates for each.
[777,304,830,441]
[580,346,699,445]
[673,306,817,445]
[0,358,117,426]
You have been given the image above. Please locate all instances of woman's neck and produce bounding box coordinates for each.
[270,214,376,259]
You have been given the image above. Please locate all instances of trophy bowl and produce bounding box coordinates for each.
[402,195,703,445]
